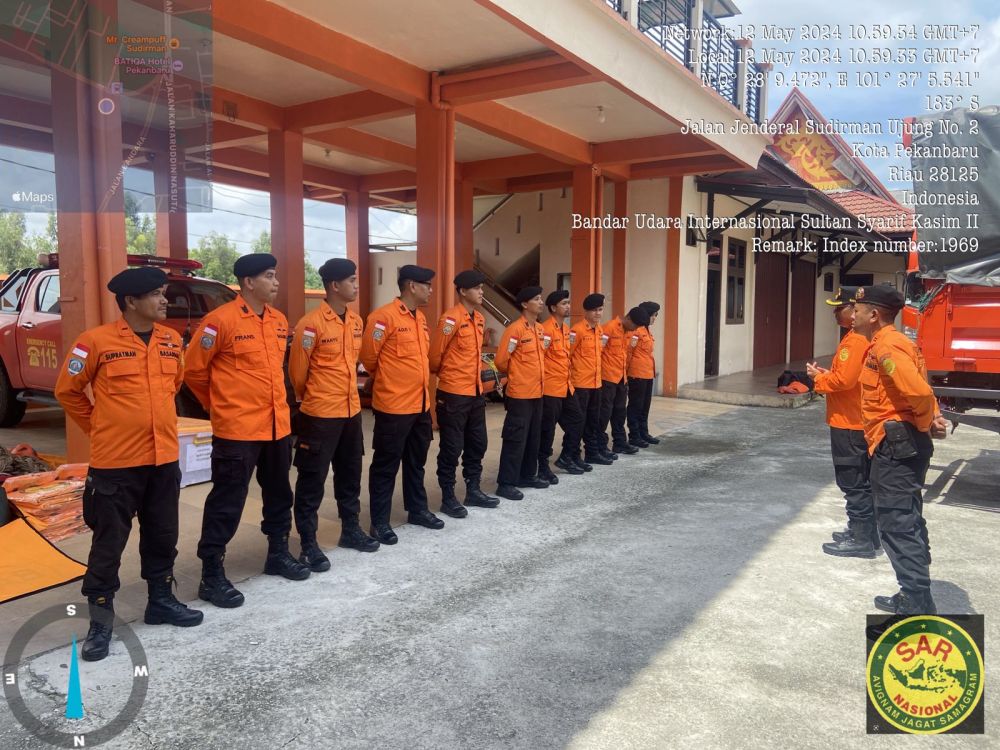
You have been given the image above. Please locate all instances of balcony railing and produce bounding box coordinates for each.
[608,0,766,123]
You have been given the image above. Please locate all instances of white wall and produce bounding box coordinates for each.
[369,250,415,311]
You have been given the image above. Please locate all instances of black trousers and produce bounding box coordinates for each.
[198,436,294,560]
[870,425,933,595]
[627,377,653,438]
[293,412,364,539]
[436,390,488,489]
[497,396,542,485]
[599,378,628,449]
[830,427,873,523]
[567,387,603,458]
[81,462,180,599]
[541,391,583,463]
[369,409,432,525]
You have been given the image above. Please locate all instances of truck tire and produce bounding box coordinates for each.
[0,364,27,428]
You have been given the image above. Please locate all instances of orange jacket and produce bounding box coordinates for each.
[813,330,868,430]
[55,320,183,469]
[859,326,938,454]
[429,303,485,397]
[184,296,291,441]
[600,317,628,383]
[541,315,574,398]
[288,301,363,419]
[626,325,656,380]
[569,320,603,389]
[360,298,431,414]
[494,316,545,399]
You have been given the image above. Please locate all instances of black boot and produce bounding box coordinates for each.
[641,432,660,445]
[554,454,584,475]
[516,476,549,489]
[144,575,204,627]
[573,456,593,472]
[538,462,559,484]
[299,537,331,572]
[465,480,500,508]
[199,554,245,608]
[874,590,937,615]
[822,520,877,558]
[81,596,114,662]
[264,535,312,580]
[585,452,613,466]
[496,484,524,501]
[440,486,469,518]
[628,435,650,449]
[339,517,380,552]
[833,521,881,549]
[613,442,639,455]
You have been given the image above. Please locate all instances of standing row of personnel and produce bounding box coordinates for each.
[58,255,664,660]
[807,284,948,616]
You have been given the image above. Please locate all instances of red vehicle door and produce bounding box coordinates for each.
[15,271,63,390]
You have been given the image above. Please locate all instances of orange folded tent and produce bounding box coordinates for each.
[0,517,86,603]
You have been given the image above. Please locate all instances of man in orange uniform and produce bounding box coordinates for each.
[626,301,660,448]
[568,293,609,466]
[429,269,500,516]
[56,267,203,662]
[806,286,879,559]
[540,290,585,480]
[493,286,547,501]
[853,284,948,615]
[289,258,380,572]
[360,265,444,544]
[599,306,648,456]
[185,254,310,609]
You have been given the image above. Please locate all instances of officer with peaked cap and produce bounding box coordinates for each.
[852,284,948,614]
[360,264,444,544]
[185,253,311,609]
[429,269,500,517]
[56,267,203,661]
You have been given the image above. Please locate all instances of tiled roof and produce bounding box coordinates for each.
[827,190,913,235]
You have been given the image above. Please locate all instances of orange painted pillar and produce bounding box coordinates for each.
[612,181,628,318]
[570,165,598,321]
[153,148,189,259]
[345,190,371,318]
[50,0,128,461]
[455,180,475,274]
[661,176,682,396]
[268,129,306,324]
[415,103,455,323]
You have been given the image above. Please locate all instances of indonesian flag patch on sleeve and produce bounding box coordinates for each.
[443,316,456,335]
[71,343,90,359]
[373,321,387,341]
[507,337,518,354]
[200,325,218,349]
[302,326,317,349]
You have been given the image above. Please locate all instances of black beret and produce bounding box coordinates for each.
[398,264,435,284]
[454,269,487,289]
[639,301,660,315]
[627,306,651,327]
[107,267,169,296]
[234,253,277,279]
[546,289,570,308]
[825,286,858,307]
[582,293,605,311]
[855,284,904,311]
[515,286,543,305]
[319,257,356,283]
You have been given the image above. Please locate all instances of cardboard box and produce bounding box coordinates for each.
[177,418,213,488]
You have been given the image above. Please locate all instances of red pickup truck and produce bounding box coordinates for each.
[0,254,236,427]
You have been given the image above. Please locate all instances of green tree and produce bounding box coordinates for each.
[0,211,40,273]
[249,230,324,289]
[124,191,156,255]
[190,232,241,282]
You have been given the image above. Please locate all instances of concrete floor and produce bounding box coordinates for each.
[678,359,820,408]
[2,398,998,748]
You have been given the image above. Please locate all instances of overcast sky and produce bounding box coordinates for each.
[4,0,996,249]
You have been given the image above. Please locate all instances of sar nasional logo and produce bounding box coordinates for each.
[3,604,149,747]
[867,615,984,734]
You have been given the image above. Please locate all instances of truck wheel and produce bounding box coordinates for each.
[0,365,27,428]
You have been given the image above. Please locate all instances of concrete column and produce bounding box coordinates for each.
[570,164,598,321]
[415,103,456,323]
[345,190,371,318]
[50,0,128,461]
[757,62,773,121]
[661,177,682,396]
[456,180,475,274]
[268,129,306,324]
[153,148,188,258]
[625,0,640,27]
[734,39,752,113]
[688,0,705,78]
[612,181,628,318]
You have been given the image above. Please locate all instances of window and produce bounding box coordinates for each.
[495,237,500,256]
[538,193,544,211]
[36,275,61,314]
[725,239,746,324]
[164,280,236,318]
[516,215,522,234]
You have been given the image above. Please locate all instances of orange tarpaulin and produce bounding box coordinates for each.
[0,518,86,603]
